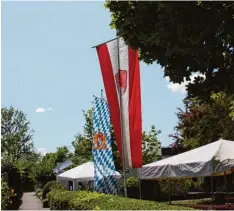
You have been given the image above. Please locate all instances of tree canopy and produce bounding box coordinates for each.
[1,106,35,162]
[142,125,161,165]
[106,1,234,100]
[171,92,234,152]
[29,146,72,187]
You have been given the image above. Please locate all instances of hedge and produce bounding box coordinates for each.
[48,190,193,210]
[42,180,65,199]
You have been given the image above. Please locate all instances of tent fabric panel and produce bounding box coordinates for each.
[57,161,122,182]
[140,139,234,180]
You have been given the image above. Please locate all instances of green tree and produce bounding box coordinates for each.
[106,1,234,100]
[71,110,93,166]
[72,134,92,165]
[55,146,73,163]
[171,92,234,151]
[29,146,72,187]
[142,125,161,165]
[1,106,34,161]
[1,107,39,204]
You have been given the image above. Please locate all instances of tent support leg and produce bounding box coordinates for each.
[231,169,234,192]
[154,180,157,201]
[139,179,142,200]
[73,180,75,191]
[168,178,171,205]
[224,171,228,204]
[211,175,214,210]
[138,168,142,200]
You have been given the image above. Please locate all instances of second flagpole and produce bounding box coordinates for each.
[116,37,128,198]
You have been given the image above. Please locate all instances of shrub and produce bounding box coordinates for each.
[35,187,42,194]
[157,179,193,200]
[36,192,43,199]
[42,181,65,199]
[48,190,81,210]
[126,177,139,188]
[48,190,193,210]
[42,199,49,208]
[125,177,140,199]
[2,165,23,209]
[1,178,11,210]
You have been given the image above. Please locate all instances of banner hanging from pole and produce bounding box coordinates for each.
[95,37,142,169]
[92,96,118,194]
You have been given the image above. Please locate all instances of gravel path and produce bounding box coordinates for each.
[19,192,49,210]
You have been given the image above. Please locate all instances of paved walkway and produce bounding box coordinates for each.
[19,192,49,210]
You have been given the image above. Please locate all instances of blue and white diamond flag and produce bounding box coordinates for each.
[92,96,118,195]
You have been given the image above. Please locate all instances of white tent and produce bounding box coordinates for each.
[140,139,234,180]
[57,161,122,182]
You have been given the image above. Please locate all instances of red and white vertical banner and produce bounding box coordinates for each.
[96,38,142,169]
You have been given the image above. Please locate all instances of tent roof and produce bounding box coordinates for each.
[57,161,122,182]
[140,139,234,180]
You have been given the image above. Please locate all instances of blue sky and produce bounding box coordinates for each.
[2,1,186,154]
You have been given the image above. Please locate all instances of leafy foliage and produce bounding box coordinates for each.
[106,1,234,100]
[29,146,71,187]
[142,125,161,165]
[1,107,40,208]
[171,92,234,151]
[1,106,35,161]
[126,177,139,188]
[1,178,11,210]
[42,180,65,199]
[48,190,192,210]
[71,110,93,166]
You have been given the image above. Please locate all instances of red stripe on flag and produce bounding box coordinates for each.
[96,44,122,162]
[128,47,142,168]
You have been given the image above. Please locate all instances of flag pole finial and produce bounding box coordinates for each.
[101,89,104,99]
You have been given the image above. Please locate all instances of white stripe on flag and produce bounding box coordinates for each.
[107,38,132,168]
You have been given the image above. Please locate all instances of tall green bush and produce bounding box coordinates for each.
[42,181,65,199]
[125,177,140,199]
[1,178,11,210]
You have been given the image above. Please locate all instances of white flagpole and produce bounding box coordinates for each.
[116,37,128,198]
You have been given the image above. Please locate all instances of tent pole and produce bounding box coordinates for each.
[73,180,75,191]
[231,169,234,191]
[154,179,158,201]
[168,178,171,205]
[224,171,228,203]
[137,168,142,199]
[211,175,214,210]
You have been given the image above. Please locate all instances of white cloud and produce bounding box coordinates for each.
[36,108,46,113]
[165,73,205,93]
[167,82,187,93]
[36,148,47,156]
[36,107,53,113]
